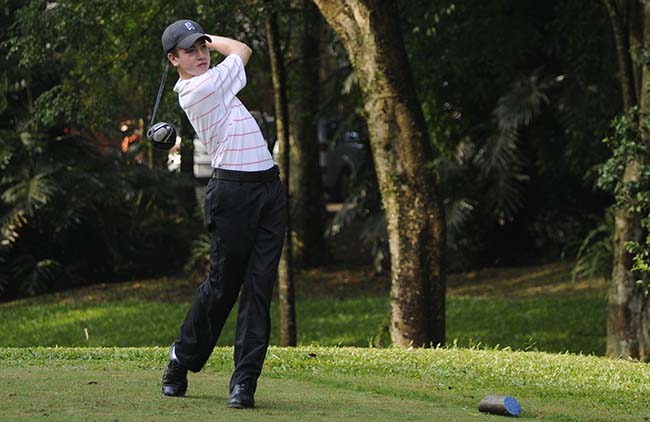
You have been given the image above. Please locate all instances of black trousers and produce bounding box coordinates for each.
[173,166,286,393]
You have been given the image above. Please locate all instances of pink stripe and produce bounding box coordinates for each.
[219,129,261,144]
[211,103,245,137]
[179,74,211,97]
[186,91,215,109]
[222,144,267,153]
[198,119,221,134]
[221,158,273,167]
[192,104,220,120]
[233,116,253,122]
[228,130,260,138]
[211,128,260,145]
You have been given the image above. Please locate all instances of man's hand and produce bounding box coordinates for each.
[170,138,181,154]
[205,35,252,65]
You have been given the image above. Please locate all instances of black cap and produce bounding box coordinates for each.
[162,19,211,53]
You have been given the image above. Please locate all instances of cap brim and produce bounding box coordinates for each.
[176,33,211,49]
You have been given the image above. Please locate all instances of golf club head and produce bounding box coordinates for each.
[147,121,177,150]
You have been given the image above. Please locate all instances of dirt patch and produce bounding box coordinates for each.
[447,261,607,298]
[5,259,606,307]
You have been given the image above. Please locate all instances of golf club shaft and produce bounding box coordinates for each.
[150,61,170,127]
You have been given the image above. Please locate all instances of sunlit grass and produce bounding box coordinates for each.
[0,293,606,354]
[0,346,648,421]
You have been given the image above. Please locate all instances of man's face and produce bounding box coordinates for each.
[168,39,211,79]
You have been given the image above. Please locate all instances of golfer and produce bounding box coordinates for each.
[159,19,286,410]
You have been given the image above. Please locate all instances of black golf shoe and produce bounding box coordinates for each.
[161,359,188,397]
[228,383,255,409]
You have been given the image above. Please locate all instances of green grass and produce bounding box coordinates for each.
[0,263,638,420]
[0,346,648,421]
[0,294,606,355]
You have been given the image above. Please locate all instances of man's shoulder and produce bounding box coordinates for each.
[175,72,212,95]
[213,54,244,72]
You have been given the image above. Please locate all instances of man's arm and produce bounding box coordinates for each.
[205,35,252,65]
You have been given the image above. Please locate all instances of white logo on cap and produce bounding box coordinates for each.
[185,22,195,31]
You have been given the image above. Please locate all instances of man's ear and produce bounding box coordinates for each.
[167,52,179,67]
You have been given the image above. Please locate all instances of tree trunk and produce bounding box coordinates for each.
[312,0,446,347]
[602,0,638,110]
[265,0,297,347]
[288,0,327,267]
[604,0,650,360]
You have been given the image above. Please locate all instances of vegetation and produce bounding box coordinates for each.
[1,0,645,352]
[1,346,648,421]
[0,262,606,356]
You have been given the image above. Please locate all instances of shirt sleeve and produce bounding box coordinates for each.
[207,54,247,107]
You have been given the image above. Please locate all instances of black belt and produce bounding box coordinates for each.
[211,165,279,182]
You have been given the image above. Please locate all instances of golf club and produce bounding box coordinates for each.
[146,61,177,150]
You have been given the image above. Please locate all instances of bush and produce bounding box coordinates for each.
[0,130,200,300]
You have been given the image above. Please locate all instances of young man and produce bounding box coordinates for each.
[159,19,286,410]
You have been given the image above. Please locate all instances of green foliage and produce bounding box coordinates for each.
[568,211,613,282]
[9,256,62,297]
[597,109,650,288]
[7,0,267,132]
[0,128,199,299]
[399,0,616,267]
[0,1,282,300]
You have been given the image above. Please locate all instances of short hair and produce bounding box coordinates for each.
[169,47,180,57]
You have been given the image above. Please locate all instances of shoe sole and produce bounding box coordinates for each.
[162,386,187,397]
[228,402,254,409]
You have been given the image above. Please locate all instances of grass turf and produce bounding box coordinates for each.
[0,262,607,354]
[0,262,639,421]
[0,346,648,421]
[0,295,606,355]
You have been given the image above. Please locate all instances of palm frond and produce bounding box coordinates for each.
[472,72,553,221]
[445,198,475,235]
[0,209,28,244]
[11,255,62,296]
[487,168,529,222]
[474,130,525,177]
[494,73,549,132]
[1,170,57,213]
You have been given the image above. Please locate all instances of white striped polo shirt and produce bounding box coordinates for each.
[173,54,274,172]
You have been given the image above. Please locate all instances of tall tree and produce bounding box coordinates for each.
[288,0,327,267]
[265,0,297,346]
[312,0,446,347]
[602,0,650,360]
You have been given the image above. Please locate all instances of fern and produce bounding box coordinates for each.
[570,211,613,282]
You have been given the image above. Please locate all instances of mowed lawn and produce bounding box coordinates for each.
[0,261,607,355]
[1,261,645,421]
[1,346,649,421]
